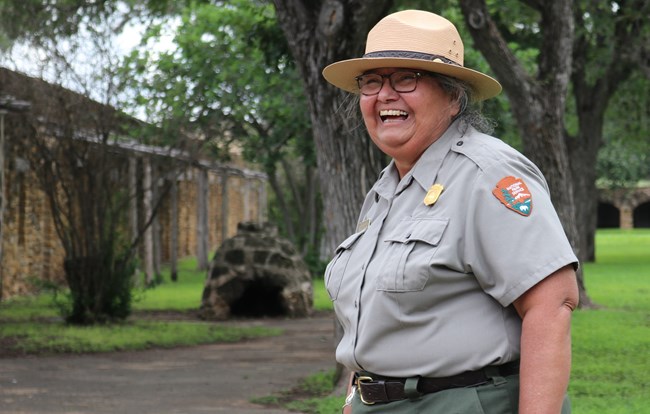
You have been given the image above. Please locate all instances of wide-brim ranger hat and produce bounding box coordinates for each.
[322,10,502,101]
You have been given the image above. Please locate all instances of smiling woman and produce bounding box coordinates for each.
[321,9,579,414]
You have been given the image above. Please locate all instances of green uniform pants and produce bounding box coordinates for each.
[351,374,571,413]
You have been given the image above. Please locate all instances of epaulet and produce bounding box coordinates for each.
[450,130,520,172]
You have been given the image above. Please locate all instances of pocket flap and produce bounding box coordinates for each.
[335,230,365,253]
[384,218,449,245]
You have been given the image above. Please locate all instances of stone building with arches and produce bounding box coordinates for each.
[598,184,650,228]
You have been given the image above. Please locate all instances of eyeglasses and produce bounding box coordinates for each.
[355,71,427,96]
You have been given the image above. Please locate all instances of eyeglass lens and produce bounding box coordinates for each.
[356,71,420,95]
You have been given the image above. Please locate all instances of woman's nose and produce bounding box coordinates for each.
[377,77,399,100]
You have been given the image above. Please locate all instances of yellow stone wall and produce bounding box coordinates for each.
[1,162,266,300]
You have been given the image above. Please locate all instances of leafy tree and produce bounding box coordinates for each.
[11,76,141,324]
[458,0,648,303]
[0,0,195,50]
[121,0,322,263]
[597,72,650,188]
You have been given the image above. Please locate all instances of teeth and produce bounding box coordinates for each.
[379,110,408,116]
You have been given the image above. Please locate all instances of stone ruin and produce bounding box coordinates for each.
[199,222,313,320]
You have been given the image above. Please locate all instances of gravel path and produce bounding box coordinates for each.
[0,312,336,414]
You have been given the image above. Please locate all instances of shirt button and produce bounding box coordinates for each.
[361,264,365,270]
[456,141,464,146]
[354,300,358,308]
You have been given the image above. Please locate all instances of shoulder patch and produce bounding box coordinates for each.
[492,176,532,216]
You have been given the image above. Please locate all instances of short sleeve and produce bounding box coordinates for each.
[463,159,578,306]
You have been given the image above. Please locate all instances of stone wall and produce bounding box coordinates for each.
[157,166,267,263]
[1,164,65,297]
[1,158,267,300]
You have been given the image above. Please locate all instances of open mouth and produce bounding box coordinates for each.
[379,109,408,122]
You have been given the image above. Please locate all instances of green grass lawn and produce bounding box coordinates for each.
[133,257,208,311]
[570,229,650,414]
[0,256,281,356]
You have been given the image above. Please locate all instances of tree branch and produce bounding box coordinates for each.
[459,0,537,108]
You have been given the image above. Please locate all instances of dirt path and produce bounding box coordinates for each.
[0,312,336,414]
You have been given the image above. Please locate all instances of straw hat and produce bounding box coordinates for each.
[322,10,501,101]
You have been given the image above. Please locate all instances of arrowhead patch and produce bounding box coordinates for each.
[492,176,532,216]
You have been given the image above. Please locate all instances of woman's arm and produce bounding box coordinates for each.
[342,372,355,414]
[513,265,579,414]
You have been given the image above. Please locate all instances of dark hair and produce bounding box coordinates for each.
[430,73,495,134]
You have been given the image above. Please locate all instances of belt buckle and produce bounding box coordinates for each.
[356,376,376,405]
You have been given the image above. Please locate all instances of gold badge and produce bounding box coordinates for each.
[424,183,444,206]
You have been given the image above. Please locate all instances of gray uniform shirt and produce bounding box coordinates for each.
[325,121,578,378]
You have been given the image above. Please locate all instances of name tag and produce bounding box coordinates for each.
[356,219,371,232]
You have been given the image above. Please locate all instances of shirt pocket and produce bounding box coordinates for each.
[376,217,449,292]
[324,230,365,301]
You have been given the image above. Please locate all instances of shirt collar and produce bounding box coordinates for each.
[372,161,400,200]
[410,120,461,191]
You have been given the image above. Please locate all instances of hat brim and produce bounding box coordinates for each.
[322,57,502,101]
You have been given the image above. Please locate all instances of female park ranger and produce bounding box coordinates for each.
[322,9,579,414]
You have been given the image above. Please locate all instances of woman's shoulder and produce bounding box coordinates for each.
[451,127,533,172]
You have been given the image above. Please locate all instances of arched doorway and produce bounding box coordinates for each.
[633,201,650,228]
[597,202,620,228]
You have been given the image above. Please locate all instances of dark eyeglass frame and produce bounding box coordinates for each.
[355,71,429,96]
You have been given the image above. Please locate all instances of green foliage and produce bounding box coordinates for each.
[312,278,334,312]
[0,320,279,355]
[283,371,345,414]
[598,73,650,186]
[121,0,311,161]
[120,0,322,263]
[0,294,60,321]
[252,369,343,414]
[597,140,649,188]
[0,0,114,47]
[61,247,137,325]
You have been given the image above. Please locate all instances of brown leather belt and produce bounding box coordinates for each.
[354,360,520,405]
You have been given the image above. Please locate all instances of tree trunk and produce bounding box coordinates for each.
[196,168,209,271]
[569,0,645,268]
[0,112,5,301]
[272,0,391,257]
[459,0,594,305]
[143,157,155,285]
[268,168,296,242]
[152,166,162,278]
[128,156,139,246]
[272,0,394,391]
[170,177,179,282]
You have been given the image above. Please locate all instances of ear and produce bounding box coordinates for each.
[451,91,468,118]
[449,96,461,118]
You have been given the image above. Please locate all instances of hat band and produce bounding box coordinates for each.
[363,50,461,67]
